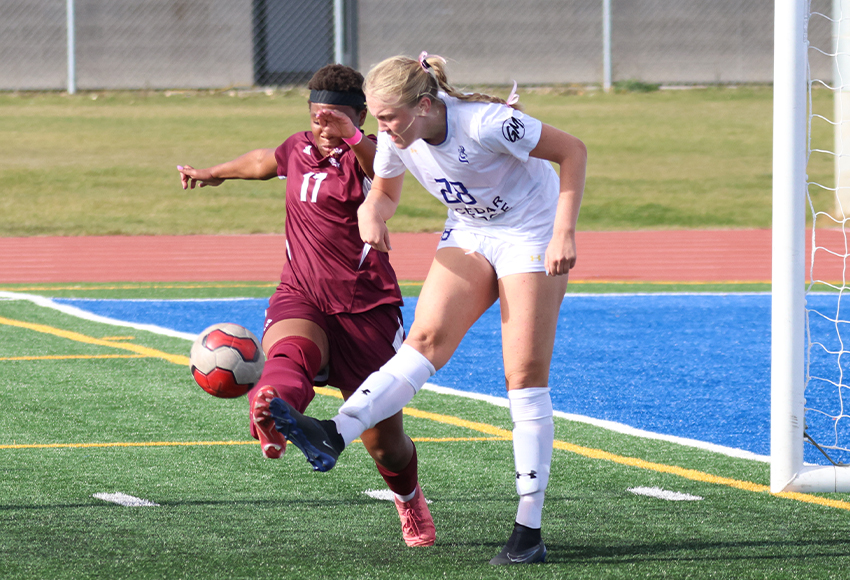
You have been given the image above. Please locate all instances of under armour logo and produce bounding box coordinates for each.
[529,254,542,262]
[516,470,538,480]
[502,116,525,142]
[362,389,371,395]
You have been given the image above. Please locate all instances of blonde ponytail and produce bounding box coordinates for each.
[364,52,521,111]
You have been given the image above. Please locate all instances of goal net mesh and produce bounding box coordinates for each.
[806,0,850,466]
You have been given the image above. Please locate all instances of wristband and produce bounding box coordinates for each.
[342,131,363,146]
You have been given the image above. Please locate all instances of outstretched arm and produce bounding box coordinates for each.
[529,124,587,276]
[178,148,278,189]
[357,173,405,252]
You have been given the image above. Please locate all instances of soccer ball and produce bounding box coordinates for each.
[190,323,265,398]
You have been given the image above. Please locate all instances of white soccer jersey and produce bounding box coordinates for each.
[374,92,561,244]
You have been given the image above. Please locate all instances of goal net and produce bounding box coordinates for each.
[773,0,850,492]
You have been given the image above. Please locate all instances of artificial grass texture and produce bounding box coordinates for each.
[4,291,850,578]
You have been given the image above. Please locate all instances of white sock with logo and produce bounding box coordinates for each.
[509,387,554,530]
[333,344,436,446]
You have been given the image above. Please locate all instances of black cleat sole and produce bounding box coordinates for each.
[489,541,547,565]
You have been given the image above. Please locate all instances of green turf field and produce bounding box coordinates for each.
[3,285,850,579]
[1,84,843,578]
[0,86,834,236]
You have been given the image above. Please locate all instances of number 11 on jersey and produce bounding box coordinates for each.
[300,172,327,202]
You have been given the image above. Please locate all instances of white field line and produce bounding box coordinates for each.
[421,383,770,463]
[0,291,197,341]
[92,492,159,507]
[3,291,771,464]
[628,486,704,501]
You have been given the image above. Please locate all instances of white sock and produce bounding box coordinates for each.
[334,344,436,446]
[332,414,368,448]
[516,492,546,529]
[508,387,554,530]
[395,489,416,503]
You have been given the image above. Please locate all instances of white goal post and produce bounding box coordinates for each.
[771,0,850,493]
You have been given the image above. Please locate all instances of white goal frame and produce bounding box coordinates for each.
[771,0,850,493]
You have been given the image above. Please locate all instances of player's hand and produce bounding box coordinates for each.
[177,165,225,189]
[314,108,358,140]
[544,231,577,276]
[357,202,393,252]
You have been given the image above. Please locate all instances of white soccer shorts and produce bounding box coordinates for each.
[436,228,549,279]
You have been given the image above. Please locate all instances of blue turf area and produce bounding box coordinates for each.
[56,294,784,459]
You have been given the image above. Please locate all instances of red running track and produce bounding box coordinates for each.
[0,229,845,284]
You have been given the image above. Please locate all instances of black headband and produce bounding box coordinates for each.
[309,89,366,109]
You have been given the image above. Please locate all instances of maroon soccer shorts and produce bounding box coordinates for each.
[264,288,405,393]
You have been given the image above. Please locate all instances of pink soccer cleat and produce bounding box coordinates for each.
[394,483,436,547]
[252,385,287,459]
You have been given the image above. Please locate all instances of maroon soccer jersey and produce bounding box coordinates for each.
[274,132,403,315]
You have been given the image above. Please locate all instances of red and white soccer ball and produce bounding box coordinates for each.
[190,323,265,398]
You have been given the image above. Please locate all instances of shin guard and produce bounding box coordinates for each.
[338,344,435,433]
[509,388,554,529]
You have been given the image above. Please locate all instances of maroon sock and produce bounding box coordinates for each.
[247,336,322,439]
[376,444,419,498]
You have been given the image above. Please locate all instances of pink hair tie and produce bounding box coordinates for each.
[506,80,519,106]
[418,51,446,72]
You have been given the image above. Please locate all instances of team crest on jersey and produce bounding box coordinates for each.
[502,116,525,143]
[329,157,340,168]
[458,145,469,164]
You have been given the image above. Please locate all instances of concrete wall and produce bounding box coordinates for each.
[0,0,834,90]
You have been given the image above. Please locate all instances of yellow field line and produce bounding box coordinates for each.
[0,316,190,366]
[2,440,257,449]
[4,317,850,511]
[0,435,508,450]
[0,283,276,292]
[568,280,772,286]
[1,354,147,361]
[549,440,850,511]
[0,282,426,292]
[314,386,513,437]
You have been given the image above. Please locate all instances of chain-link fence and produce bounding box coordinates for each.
[0,0,835,91]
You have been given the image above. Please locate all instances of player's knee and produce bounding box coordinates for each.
[266,335,323,378]
[403,328,449,370]
[504,368,550,391]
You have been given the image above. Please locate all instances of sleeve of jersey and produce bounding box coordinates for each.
[373,131,407,179]
[274,140,290,179]
[475,106,543,162]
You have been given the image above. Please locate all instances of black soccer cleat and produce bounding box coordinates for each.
[268,398,344,472]
[489,522,547,565]
[489,541,547,565]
